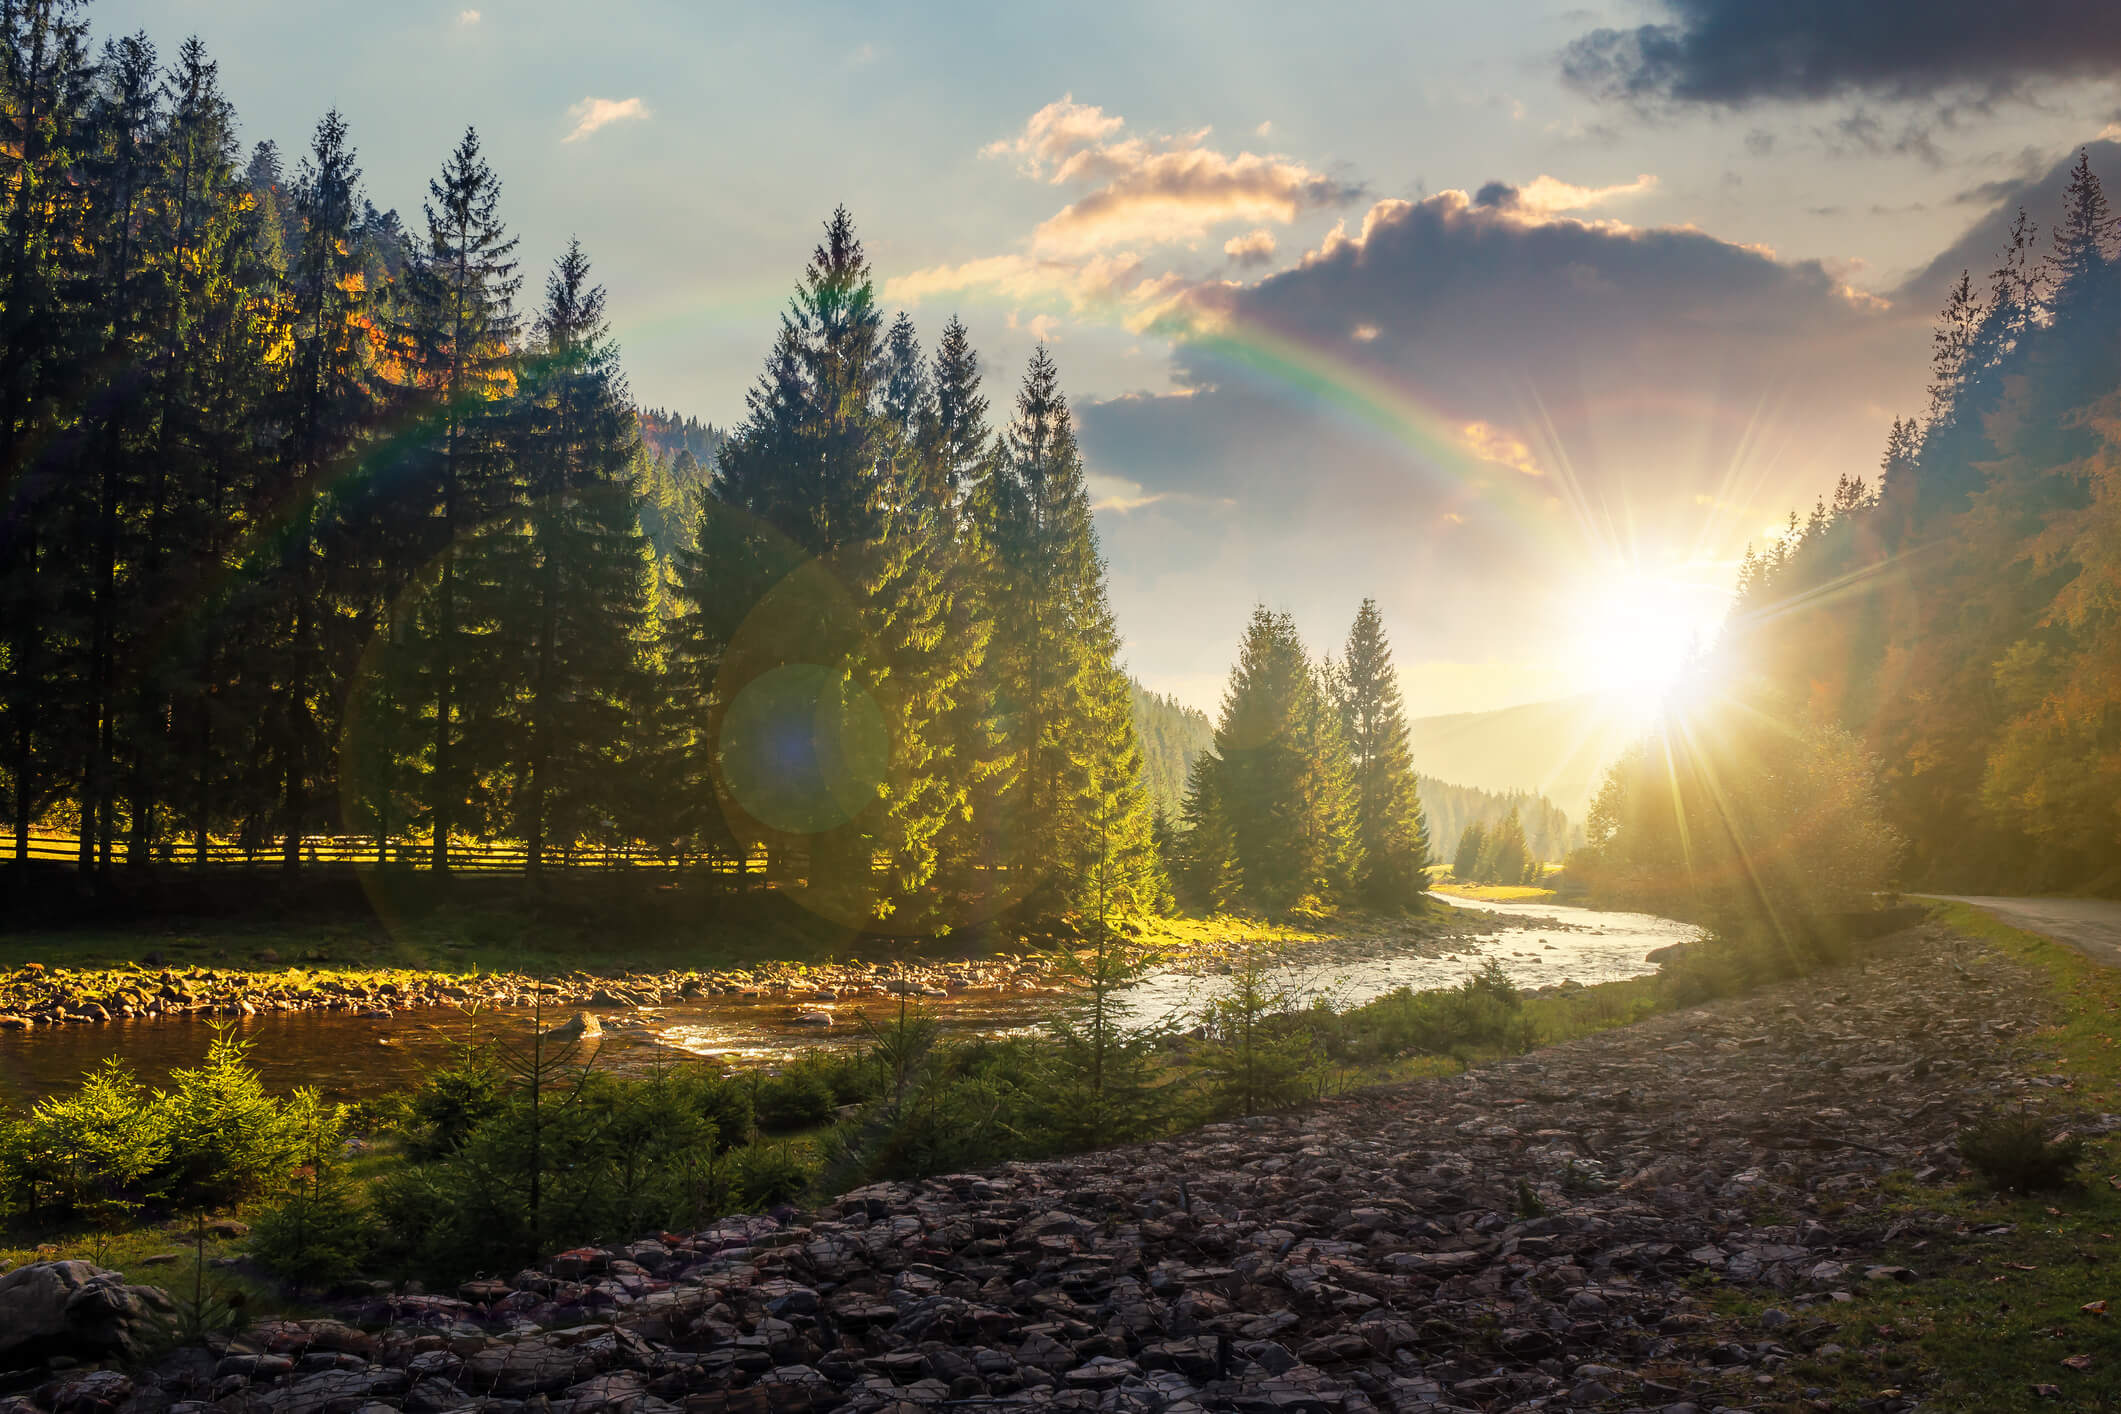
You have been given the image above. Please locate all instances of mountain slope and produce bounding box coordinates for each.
[1407,693,1637,824]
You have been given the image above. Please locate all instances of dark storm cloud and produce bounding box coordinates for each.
[1561,0,2121,108]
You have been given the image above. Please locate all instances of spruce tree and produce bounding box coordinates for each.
[682,209,954,922]
[505,241,651,880]
[988,347,1160,921]
[264,110,372,873]
[1200,607,1359,914]
[0,0,96,863]
[1452,821,1487,881]
[923,315,1004,903]
[1336,599,1431,910]
[393,127,520,870]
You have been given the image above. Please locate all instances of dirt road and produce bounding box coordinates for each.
[1928,894,2121,969]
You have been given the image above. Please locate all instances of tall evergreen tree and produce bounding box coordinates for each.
[505,241,650,880]
[1194,606,1359,914]
[264,109,372,873]
[1335,599,1430,909]
[394,127,519,870]
[989,347,1159,919]
[0,0,96,864]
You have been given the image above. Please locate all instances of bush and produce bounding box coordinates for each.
[1336,960,1536,1061]
[163,1030,308,1207]
[0,1059,171,1222]
[400,1046,506,1159]
[754,1062,838,1132]
[1958,1112,2085,1192]
[731,1141,814,1207]
[250,1092,368,1289]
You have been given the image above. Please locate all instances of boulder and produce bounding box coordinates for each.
[0,1262,172,1365]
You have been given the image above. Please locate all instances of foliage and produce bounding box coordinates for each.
[1197,942,1330,1118]
[249,1091,368,1288]
[0,1028,323,1221]
[753,1061,839,1133]
[1336,961,1538,1061]
[1453,809,1543,885]
[1575,683,1903,953]
[1333,600,1433,910]
[1179,607,1361,916]
[1729,151,2121,891]
[0,1059,170,1223]
[1957,1112,2086,1193]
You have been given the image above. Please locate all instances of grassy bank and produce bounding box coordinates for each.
[1692,902,2121,1411]
[1429,882,1559,903]
[0,883,1494,981]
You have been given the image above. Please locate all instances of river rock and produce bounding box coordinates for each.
[0,1262,173,1364]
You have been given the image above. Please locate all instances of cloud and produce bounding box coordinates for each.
[1458,420,1543,477]
[457,8,480,24]
[1255,120,1274,137]
[981,94,1125,172]
[563,96,650,143]
[1224,228,1277,266]
[972,96,1362,259]
[1560,0,2121,108]
[883,251,1145,311]
[1031,142,1363,257]
[1471,172,1658,215]
[1087,472,1166,514]
[1075,190,1926,706]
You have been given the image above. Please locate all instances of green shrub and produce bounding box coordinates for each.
[0,1059,172,1222]
[754,1064,837,1132]
[250,1093,369,1289]
[401,1045,506,1158]
[1958,1112,2085,1192]
[732,1141,814,1207]
[163,1029,309,1207]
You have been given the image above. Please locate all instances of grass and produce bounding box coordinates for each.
[0,888,1490,983]
[1429,882,1559,903]
[1679,901,2121,1412]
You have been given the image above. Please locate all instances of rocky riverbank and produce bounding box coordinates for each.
[0,910,1533,1034]
[4,920,2092,1413]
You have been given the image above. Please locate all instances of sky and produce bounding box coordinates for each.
[98,0,2121,716]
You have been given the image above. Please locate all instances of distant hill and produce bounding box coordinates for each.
[1416,777,1579,864]
[1130,679,1213,820]
[1407,694,1637,824]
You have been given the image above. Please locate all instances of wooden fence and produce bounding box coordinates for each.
[9,830,789,877]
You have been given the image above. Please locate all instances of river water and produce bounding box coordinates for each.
[0,896,1699,1107]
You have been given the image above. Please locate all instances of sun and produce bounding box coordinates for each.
[1568,569,1731,724]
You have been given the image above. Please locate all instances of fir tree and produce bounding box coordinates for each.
[505,241,651,881]
[393,127,520,870]
[1198,607,1359,914]
[1336,599,1430,910]
[988,346,1160,920]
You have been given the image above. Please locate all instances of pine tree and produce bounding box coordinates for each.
[393,127,520,870]
[923,315,1005,903]
[1197,607,1359,914]
[1336,599,1430,910]
[1452,821,1488,881]
[263,110,373,873]
[505,241,651,880]
[988,347,1160,921]
[0,0,96,864]
[2048,150,2117,305]
[681,209,956,922]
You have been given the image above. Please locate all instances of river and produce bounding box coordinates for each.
[0,896,1699,1106]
